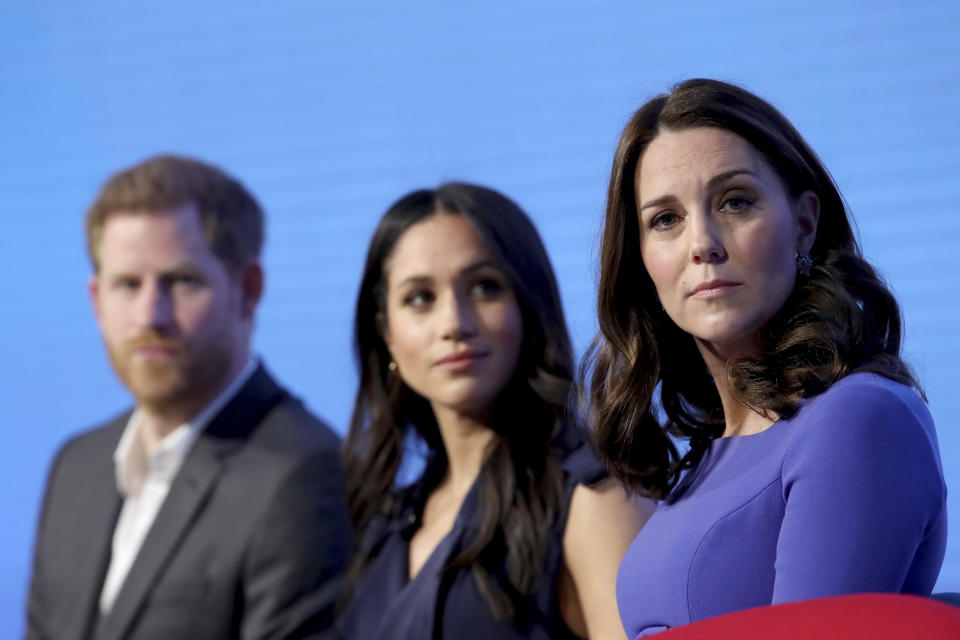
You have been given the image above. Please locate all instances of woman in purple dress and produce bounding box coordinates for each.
[584,79,947,637]
[339,183,651,639]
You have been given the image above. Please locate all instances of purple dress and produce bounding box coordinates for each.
[616,373,947,638]
[337,446,603,640]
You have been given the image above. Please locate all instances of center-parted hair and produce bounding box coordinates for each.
[344,183,577,619]
[583,78,919,499]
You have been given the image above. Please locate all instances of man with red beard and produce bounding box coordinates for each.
[27,155,350,640]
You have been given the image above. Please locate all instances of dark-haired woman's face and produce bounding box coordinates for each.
[381,213,524,417]
[635,127,818,359]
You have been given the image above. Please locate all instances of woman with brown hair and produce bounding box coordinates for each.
[584,79,946,637]
[338,183,650,639]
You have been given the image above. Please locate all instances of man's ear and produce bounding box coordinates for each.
[795,190,820,253]
[88,274,103,328]
[239,261,264,318]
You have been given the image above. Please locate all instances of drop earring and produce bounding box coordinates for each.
[795,251,813,276]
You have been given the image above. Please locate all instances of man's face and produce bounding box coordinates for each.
[89,204,258,415]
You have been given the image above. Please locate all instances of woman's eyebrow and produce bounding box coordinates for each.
[705,168,758,191]
[638,194,677,213]
[394,274,432,289]
[393,259,499,289]
[460,259,498,275]
[638,169,758,212]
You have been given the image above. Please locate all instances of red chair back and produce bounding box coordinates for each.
[653,593,960,640]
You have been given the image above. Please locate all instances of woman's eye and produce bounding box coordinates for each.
[471,278,503,297]
[404,290,434,308]
[649,211,680,230]
[721,196,753,212]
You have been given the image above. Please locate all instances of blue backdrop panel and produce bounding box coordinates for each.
[1,0,958,634]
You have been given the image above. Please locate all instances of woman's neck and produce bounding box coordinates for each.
[431,403,498,495]
[696,338,776,438]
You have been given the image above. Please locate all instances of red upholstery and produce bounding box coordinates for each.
[652,593,960,639]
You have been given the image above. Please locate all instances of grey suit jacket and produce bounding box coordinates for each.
[27,365,351,640]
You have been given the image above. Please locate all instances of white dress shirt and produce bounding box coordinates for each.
[98,358,258,614]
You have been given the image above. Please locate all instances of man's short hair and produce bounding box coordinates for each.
[86,154,264,273]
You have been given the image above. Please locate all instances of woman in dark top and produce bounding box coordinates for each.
[339,183,650,639]
[583,79,946,637]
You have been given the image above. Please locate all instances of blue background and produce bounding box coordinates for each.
[1,0,958,633]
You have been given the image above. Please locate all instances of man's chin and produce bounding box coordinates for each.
[122,371,190,409]
[113,355,236,414]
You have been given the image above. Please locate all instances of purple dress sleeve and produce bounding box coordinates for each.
[774,376,947,601]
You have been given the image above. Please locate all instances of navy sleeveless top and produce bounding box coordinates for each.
[337,445,604,640]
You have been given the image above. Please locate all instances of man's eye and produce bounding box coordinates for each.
[165,274,205,291]
[173,275,201,286]
[116,278,140,291]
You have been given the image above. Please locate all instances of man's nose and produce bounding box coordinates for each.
[137,281,176,331]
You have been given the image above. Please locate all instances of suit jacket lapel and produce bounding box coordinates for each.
[67,420,124,640]
[98,365,285,640]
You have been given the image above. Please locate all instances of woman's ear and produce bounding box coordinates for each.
[794,190,820,253]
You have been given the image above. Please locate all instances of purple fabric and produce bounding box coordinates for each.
[616,373,947,639]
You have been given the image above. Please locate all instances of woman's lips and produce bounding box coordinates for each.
[689,280,741,299]
[434,350,489,372]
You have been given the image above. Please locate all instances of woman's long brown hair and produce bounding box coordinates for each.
[584,78,919,499]
[343,183,578,619]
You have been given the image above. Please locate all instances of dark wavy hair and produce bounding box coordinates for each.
[584,78,919,499]
[343,183,577,619]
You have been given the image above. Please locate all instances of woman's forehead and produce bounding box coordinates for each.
[384,214,495,287]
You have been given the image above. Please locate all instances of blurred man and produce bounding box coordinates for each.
[27,155,350,640]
